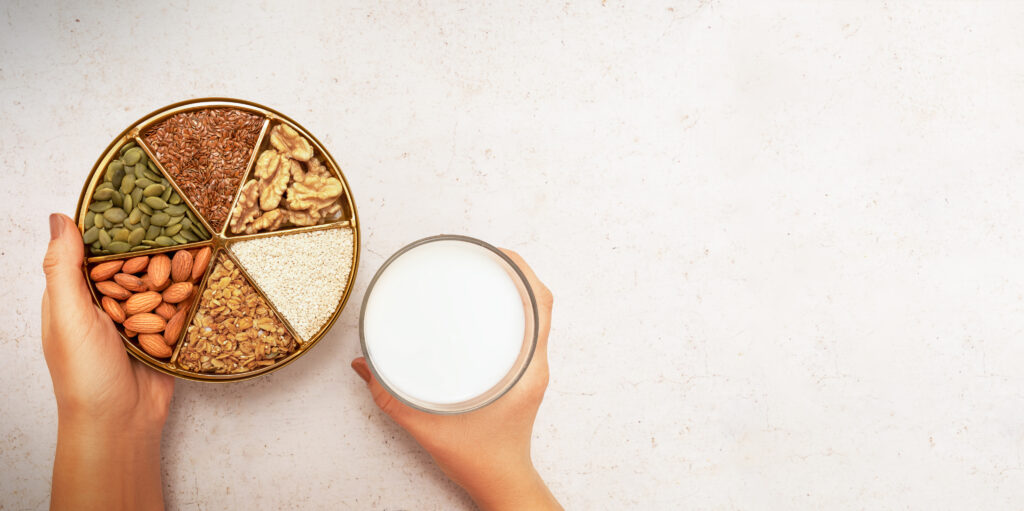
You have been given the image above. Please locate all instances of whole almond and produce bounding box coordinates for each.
[123,313,166,334]
[171,250,193,283]
[113,273,147,292]
[138,333,172,358]
[191,247,212,281]
[122,255,150,274]
[142,274,171,292]
[124,328,137,337]
[162,282,193,304]
[124,291,162,315]
[163,309,188,345]
[95,280,131,300]
[100,296,125,323]
[89,260,123,282]
[154,302,177,320]
[148,254,171,288]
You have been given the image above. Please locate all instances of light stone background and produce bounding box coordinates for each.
[3,0,1024,509]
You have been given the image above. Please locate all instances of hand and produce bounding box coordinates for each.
[351,249,561,511]
[42,213,174,510]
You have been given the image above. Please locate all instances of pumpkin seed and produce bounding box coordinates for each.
[180,229,199,242]
[165,214,183,226]
[82,227,99,244]
[144,197,167,209]
[171,234,187,244]
[98,229,111,248]
[123,148,142,165]
[164,205,186,216]
[120,174,135,194]
[180,217,191,228]
[112,228,130,242]
[160,186,172,202]
[135,177,154,188]
[108,241,131,253]
[119,142,136,155]
[88,200,112,213]
[131,187,143,205]
[163,223,182,236]
[93,214,105,229]
[122,195,133,213]
[103,218,113,229]
[128,208,143,224]
[103,208,126,223]
[168,194,181,205]
[150,212,170,226]
[111,167,125,188]
[106,161,124,178]
[142,184,164,197]
[97,182,115,191]
[141,240,160,247]
[128,227,146,245]
[138,203,154,215]
[93,188,114,200]
[140,215,150,229]
[142,169,162,182]
[110,191,123,207]
[155,236,175,247]
[147,160,157,172]
[146,225,161,240]
[133,165,146,180]
[130,245,148,251]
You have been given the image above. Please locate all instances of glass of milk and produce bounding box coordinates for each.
[360,235,539,414]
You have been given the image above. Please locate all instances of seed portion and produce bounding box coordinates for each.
[89,247,212,358]
[143,108,264,232]
[230,226,354,341]
[177,255,297,374]
[82,141,210,255]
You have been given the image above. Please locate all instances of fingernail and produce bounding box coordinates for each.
[351,359,371,383]
[49,214,62,241]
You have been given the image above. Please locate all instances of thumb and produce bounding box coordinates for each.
[351,357,410,422]
[43,213,92,316]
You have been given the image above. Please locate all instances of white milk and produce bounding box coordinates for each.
[362,240,526,405]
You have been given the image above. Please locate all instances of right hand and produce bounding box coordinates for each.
[351,249,561,511]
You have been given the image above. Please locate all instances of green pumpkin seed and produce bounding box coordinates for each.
[146,225,161,240]
[163,224,182,236]
[131,187,143,205]
[147,160,157,172]
[93,214,105,229]
[97,182,115,191]
[172,234,187,244]
[93,188,114,200]
[123,148,142,165]
[142,184,165,197]
[165,215,183,227]
[103,218,113,229]
[163,205,185,216]
[103,208,127,223]
[142,169,162,182]
[119,142,135,155]
[180,229,199,242]
[108,241,131,254]
[140,214,150,230]
[112,228,130,242]
[141,240,160,247]
[82,227,99,244]
[88,200,112,213]
[161,187,172,202]
[150,212,170,226]
[106,161,124,179]
[137,203,154,215]
[130,245,148,251]
[128,208,143,224]
[122,195,133,214]
[168,194,182,205]
[134,164,147,178]
[111,168,125,188]
[136,177,155,188]
[180,217,192,228]
[98,229,111,248]
[154,236,175,247]
[128,227,146,245]
[133,165,146,180]
[91,241,102,250]
[84,211,95,226]
[110,192,123,208]
[120,174,135,194]
[144,197,167,209]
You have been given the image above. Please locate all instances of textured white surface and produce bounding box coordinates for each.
[3,1,1024,509]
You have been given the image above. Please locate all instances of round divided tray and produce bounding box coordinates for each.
[75,98,360,382]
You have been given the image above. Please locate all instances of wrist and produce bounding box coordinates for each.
[464,463,561,511]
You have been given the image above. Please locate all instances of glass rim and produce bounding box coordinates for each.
[358,234,540,415]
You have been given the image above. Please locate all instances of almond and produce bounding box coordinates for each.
[138,333,172,358]
[100,296,125,323]
[124,291,162,315]
[154,302,177,320]
[162,282,193,304]
[122,255,150,274]
[171,250,193,283]
[163,309,188,345]
[89,260,123,282]
[124,328,137,337]
[148,254,171,289]
[176,294,195,312]
[95,281,131,300]
[142,274,171,292]
[123,313,166,334]
[192,247,212,281]
[113,273,147,292]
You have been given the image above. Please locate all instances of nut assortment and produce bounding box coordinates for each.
[90,248,209,358]
[82,141,209,255]
[76,100,358,381]
[229,123,345,234]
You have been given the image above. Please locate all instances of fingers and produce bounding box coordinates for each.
[351,357,410,423]
[499,249,552,356]
[42,214,92,319]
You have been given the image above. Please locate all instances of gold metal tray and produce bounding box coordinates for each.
[74,98,360,382]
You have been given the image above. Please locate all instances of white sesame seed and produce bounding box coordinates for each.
[230,227,355,342]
